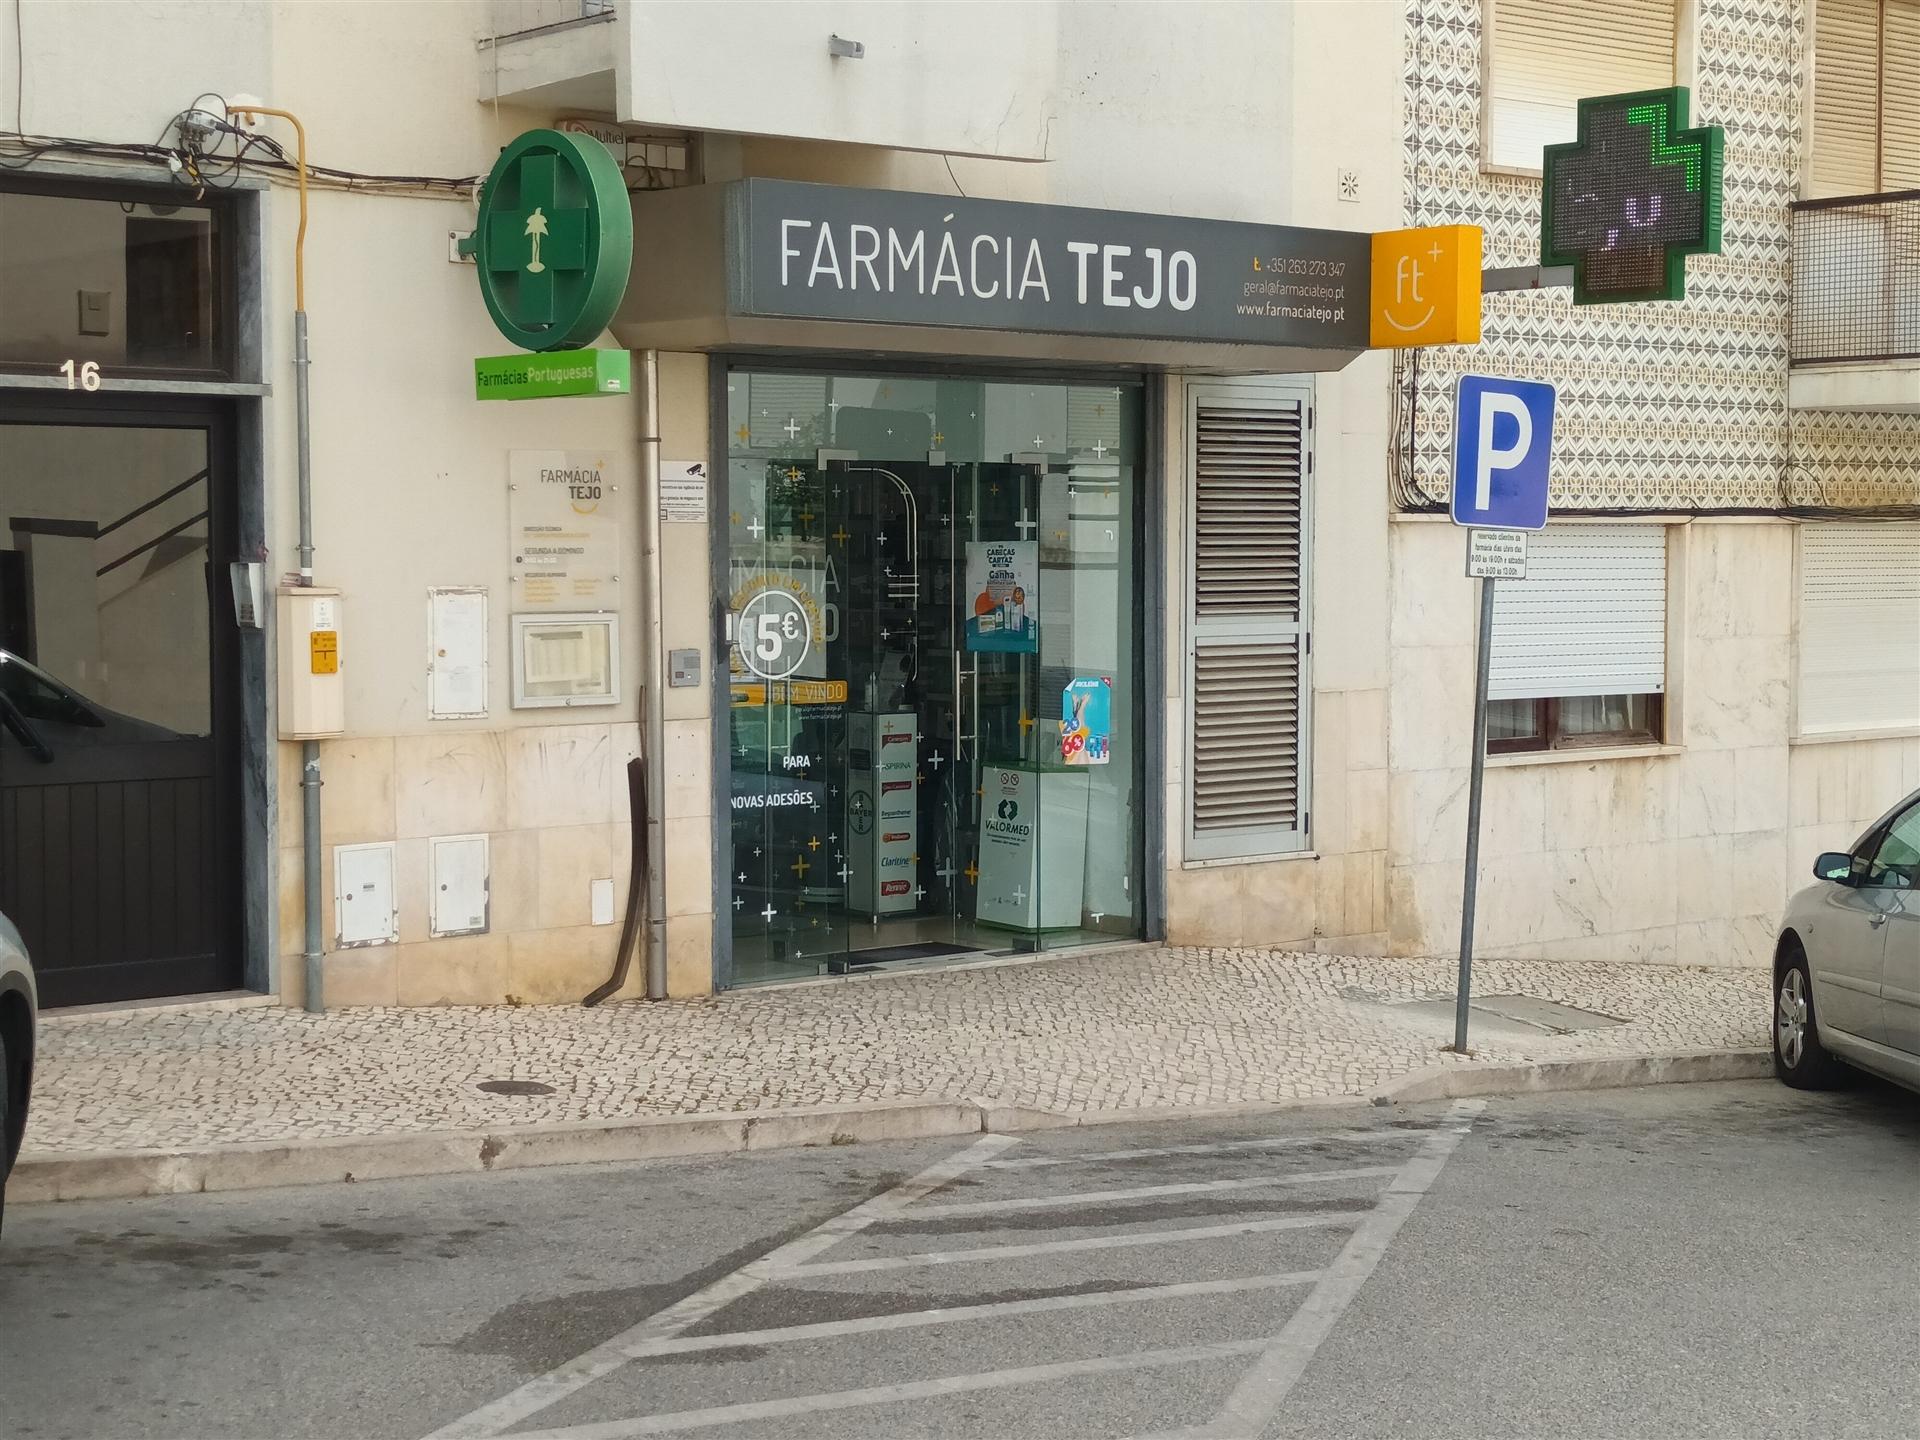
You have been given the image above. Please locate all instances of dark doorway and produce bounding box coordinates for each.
[0,394,242,1006]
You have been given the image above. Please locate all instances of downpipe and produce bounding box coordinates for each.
[640,349,669,1001]
[588,350,668,1004]
[296,309,324,1014]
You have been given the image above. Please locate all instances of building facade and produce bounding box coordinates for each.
[0,0,1910,1011]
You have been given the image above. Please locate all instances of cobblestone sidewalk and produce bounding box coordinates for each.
[24,948,1769,1156]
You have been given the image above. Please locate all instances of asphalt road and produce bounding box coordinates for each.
[2,1078,1915,1440]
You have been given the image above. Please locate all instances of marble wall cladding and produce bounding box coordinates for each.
[1168,685,1393,951]
[277,720,710,1006]
[1385,522,1918,968]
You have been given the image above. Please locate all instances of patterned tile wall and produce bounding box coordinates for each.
[1398,0,1920,510]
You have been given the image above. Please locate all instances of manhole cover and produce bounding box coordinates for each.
[477,1080,556,1097]
[1472,994,1627,1032]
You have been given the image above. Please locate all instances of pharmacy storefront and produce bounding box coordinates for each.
[622,179,1368,987]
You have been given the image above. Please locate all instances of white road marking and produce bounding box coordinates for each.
[785,1211,1372,1277]
[508,1339,1274,1439]
[423,1133,1021,1440]
[901,1165,1400,1218]
[619,1271,1323,1359]
[1189,1100,1488,1438]
[978,1129,1433,1171]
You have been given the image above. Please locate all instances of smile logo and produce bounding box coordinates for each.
[1368,225,1482,349]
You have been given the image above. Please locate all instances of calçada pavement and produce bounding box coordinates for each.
[12,946,1770,1203]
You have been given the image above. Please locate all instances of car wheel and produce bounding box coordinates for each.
[0,1026,9,1236]
[1774,946,1843,1090]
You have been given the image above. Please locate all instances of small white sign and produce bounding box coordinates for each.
[1466,528,1528,579]
[660,460,708,523]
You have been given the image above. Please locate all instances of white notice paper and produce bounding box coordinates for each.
[1466,529,1528,580]
[660,461,708,523]
[429,587,489,719]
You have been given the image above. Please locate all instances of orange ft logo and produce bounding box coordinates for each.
[1369,225,1483,348]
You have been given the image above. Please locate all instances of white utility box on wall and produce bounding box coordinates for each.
[277,586,345,738]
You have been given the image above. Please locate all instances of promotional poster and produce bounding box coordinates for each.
[964,540,1039,653]
[1060,676,1112,766]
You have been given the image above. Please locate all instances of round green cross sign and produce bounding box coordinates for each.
[466,129,632,352]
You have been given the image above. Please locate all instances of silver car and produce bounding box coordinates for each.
[1774,788,1920,1093]
[1,912,34,1233]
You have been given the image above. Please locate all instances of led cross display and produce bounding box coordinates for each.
[1541,87,1725,305]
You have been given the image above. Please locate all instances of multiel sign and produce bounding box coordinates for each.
[1450,374,1556,532]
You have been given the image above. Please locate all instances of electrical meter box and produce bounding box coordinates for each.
[278,586,345,739]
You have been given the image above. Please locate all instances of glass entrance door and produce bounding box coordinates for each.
[725,372,1145,986]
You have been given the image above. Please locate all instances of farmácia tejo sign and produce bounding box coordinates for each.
[737,180,1371,350]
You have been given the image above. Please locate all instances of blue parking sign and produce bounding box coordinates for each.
[1450,374,1556,532]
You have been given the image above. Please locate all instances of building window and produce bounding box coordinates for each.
[1797,521,1920,735]
[1184,381,1311,860]
[1811,0,1920,197]
[0,178,230,378]
[1486,524,1668,754]
[1484,0,1677,171]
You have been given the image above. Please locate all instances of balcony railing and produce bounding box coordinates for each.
[489,0,612,43]
[1791,190,1920,366]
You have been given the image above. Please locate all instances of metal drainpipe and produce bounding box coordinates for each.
[639,349,668,1000]
[236,104,324,1012]
[297,312,322,1013]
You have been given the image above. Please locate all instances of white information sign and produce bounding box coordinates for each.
[1466,528,1528,579]
[660,461,708,523]
[509,450,624,612]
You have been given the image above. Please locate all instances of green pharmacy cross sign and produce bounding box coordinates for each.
[460,128,632,351]
[1542,87,1724,305]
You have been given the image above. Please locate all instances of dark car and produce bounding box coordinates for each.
[0,911,35,1234]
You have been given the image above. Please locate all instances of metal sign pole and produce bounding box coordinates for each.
[1455,574,1496,1053]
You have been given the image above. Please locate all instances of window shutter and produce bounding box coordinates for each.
[1185,383,1311,861]
[1885,2,1920,189]
[1814,0,1884,196]
[1487,0,1676,169]
[1798,521,1920,734]
[1488,524,1668,701]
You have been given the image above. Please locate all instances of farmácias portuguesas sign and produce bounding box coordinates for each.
[462,128,633,396]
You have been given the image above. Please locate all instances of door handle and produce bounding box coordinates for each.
[1868,911,1889,929]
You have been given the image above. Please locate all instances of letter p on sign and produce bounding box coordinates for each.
[1449,374,1555,532]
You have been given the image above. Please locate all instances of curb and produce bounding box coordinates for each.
[10,1048,1770,1204]
[1369,1047,1772,1105]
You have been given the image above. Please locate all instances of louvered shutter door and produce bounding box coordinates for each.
[1798,522,1920,734]
[1488,525,1668,701]
[1814,0,1883,196]
[1488,0,1676,168]
[1185,384,1311,860]
[1884,2,1920,188]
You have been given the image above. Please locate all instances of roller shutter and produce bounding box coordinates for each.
[1488,524,1668,701]
[1798,522,1920,734]
[1487,0,1677,169]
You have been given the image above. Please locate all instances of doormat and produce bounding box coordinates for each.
[829,942,982,973]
